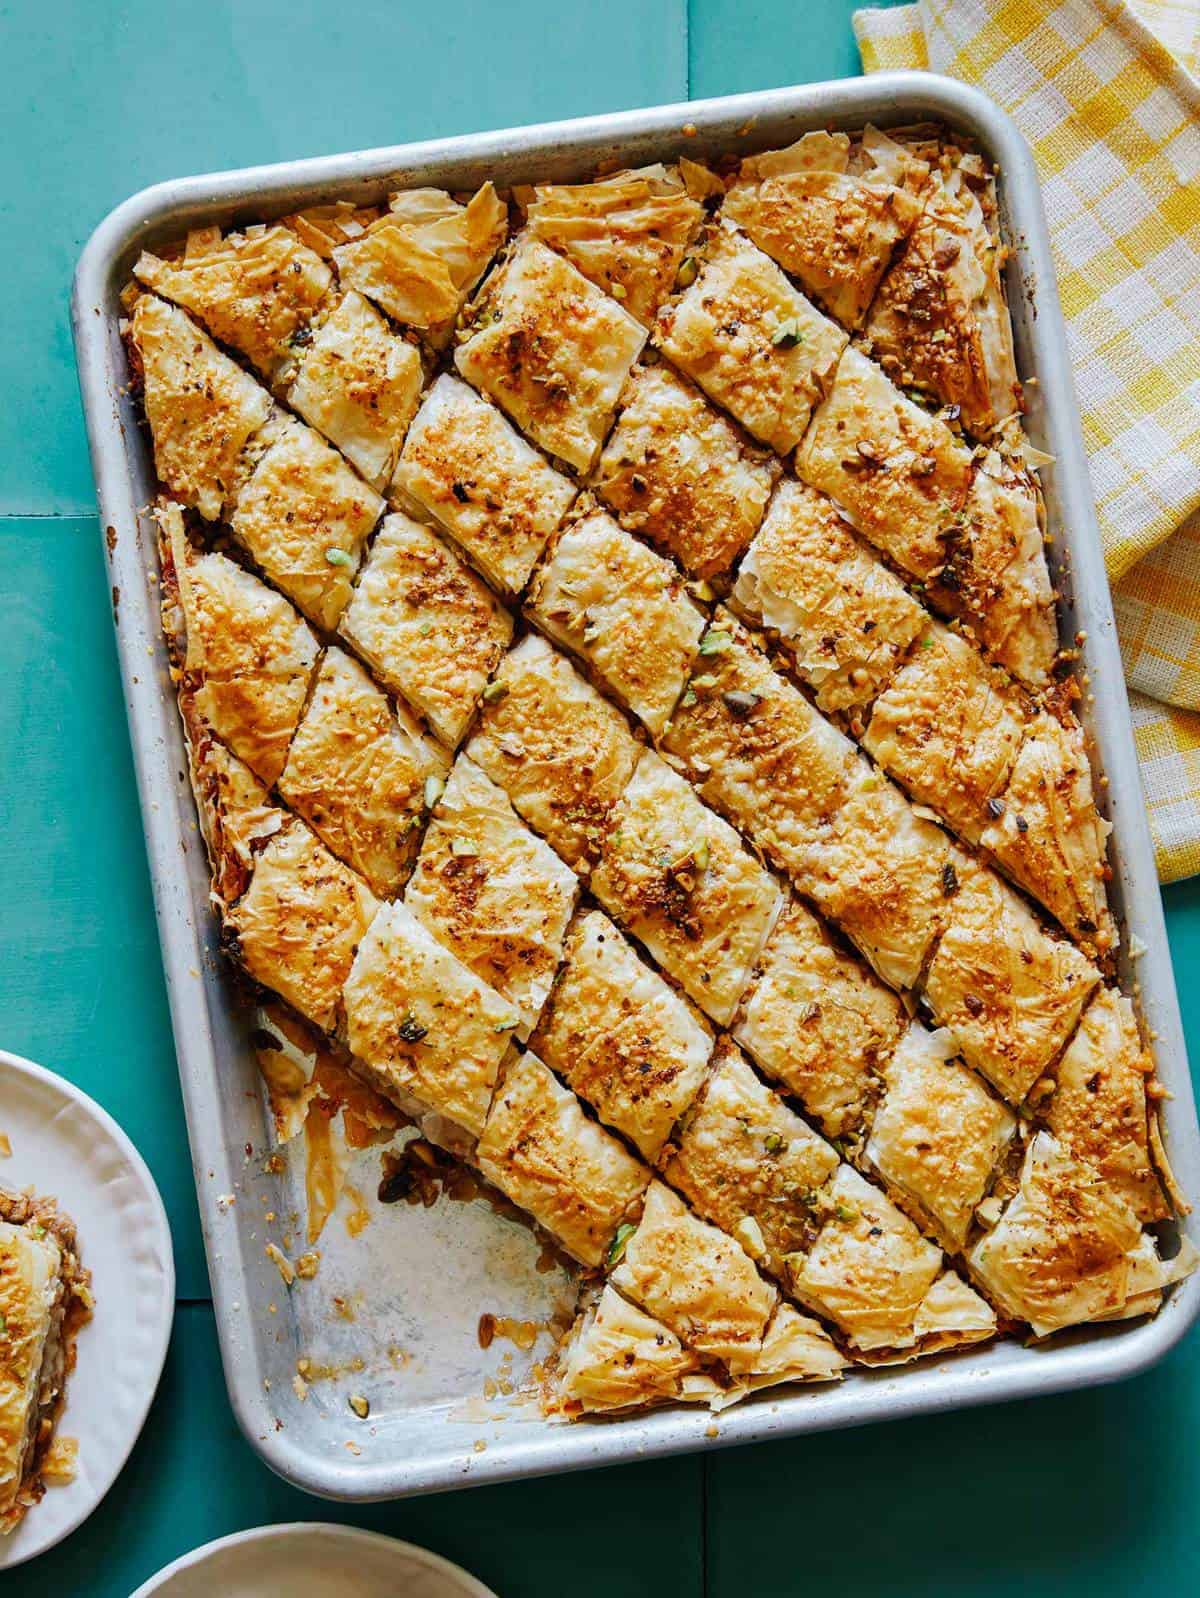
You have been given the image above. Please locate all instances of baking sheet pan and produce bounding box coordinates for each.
[71,73,1200,1501]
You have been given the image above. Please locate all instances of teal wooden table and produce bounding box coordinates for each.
[3,3,1198,1592]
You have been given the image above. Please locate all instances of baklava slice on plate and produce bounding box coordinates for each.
[530,911,713,1162]
[475,1051,650,1267]
[0,1192,90,1536]
[391,374,577,595]
[465,633,641,873]
[590,749,783,1026]
[732,478,926,717]
[592,362,779,582]
[455,235,646,474]
[404,756,578,1032]
[655,223,847,454]
[338,512,513,748]
[527,505,706,737]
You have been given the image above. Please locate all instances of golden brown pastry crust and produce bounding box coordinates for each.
[611,1181,776,1362]
[733,479,926,714]
[455,235,646,473]
[229,419,384,632]
[338,513,513,748]
[391,374,577,594]
[528,506,706,737]
[475,1051,650,1267]
[135,225,332,381]
[923,860,1100,1104]
[734,899,906,1140]
[277,647,448,898]
[655,224,848,454]
[465,634,642,873]
[131,295,272,521]
[593,362,779,580]
[796,345,972,581]
[557,1284,701,1412]
[591,749,783,1026]
[530,911,713,1161]
[863,621,1027,844]
[404,757,578,1029]
[661,1041,839,1279]
[1044,989,1169,1223]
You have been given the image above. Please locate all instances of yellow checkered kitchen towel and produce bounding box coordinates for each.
[853,0,1200,882]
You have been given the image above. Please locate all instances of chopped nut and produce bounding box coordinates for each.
[348,1393,370,1420]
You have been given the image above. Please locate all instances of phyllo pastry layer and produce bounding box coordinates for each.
[655,224,847,454]
[332,183,508,338]
[556,1284,703,1413]
[522,165,704,327]
[0,1195,90,1536]
[968,1132,1145,1336]
[610,1181,776,1363]
[980,709,1114,950]
[661,1041,839,1279]
[863,620,1027,843]
[796,344,972,581]
[229,418,384,632]
[723,1303,846,1396]
[723,129,922,329]
[1043,988,1169,1223]
[338,512,513,747]
[733,479,926,715]
[404,756,578,1031]
[786,1164,947,1352]
[158,507,320,786]
[277,647,448,898]
[343,899,517,1138]
[475,1051,650,1267]
[455,235,647,474]
[130,294,272,521]
[734,898,906,1140]
[528,506,706,736]
[800,757,954,991]
[392,374,577,595]
[591,749,783,1026]
[865,1022,1016,1252]
[593,362,779,581]
[465,633,641,873]
[662,612,857,882]
[135,224,332,383]
[922,861,1100,1105]
[531,910,713,1161]
[227,817,378,1034]
[287,290,424,489]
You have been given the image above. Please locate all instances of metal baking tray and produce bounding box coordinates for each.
[73,73,1200,1501]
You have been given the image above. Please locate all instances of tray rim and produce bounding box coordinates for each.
[71,71,1200,1503]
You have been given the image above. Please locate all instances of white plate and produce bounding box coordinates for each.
[130,1523,499,1596]
[0,1049,174,1568]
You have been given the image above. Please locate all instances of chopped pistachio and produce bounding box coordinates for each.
[771,318,805,349]
[763,1131,786,1155]
[493,1015,519,1034]
[687,578,715,602]
[834,1202,858,1224]
[324,546,353,567]
[417,618,434,637]
[680,687,697,708]
[481,680,509,704]
[698,629,732,657]
[423,775,444,810]
[610,281,628,301]
[691,674,719,691]
[607,1222,637,1266]
[451,836,480,857]
[676,256,699,288]
[348,1393,370,1420]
